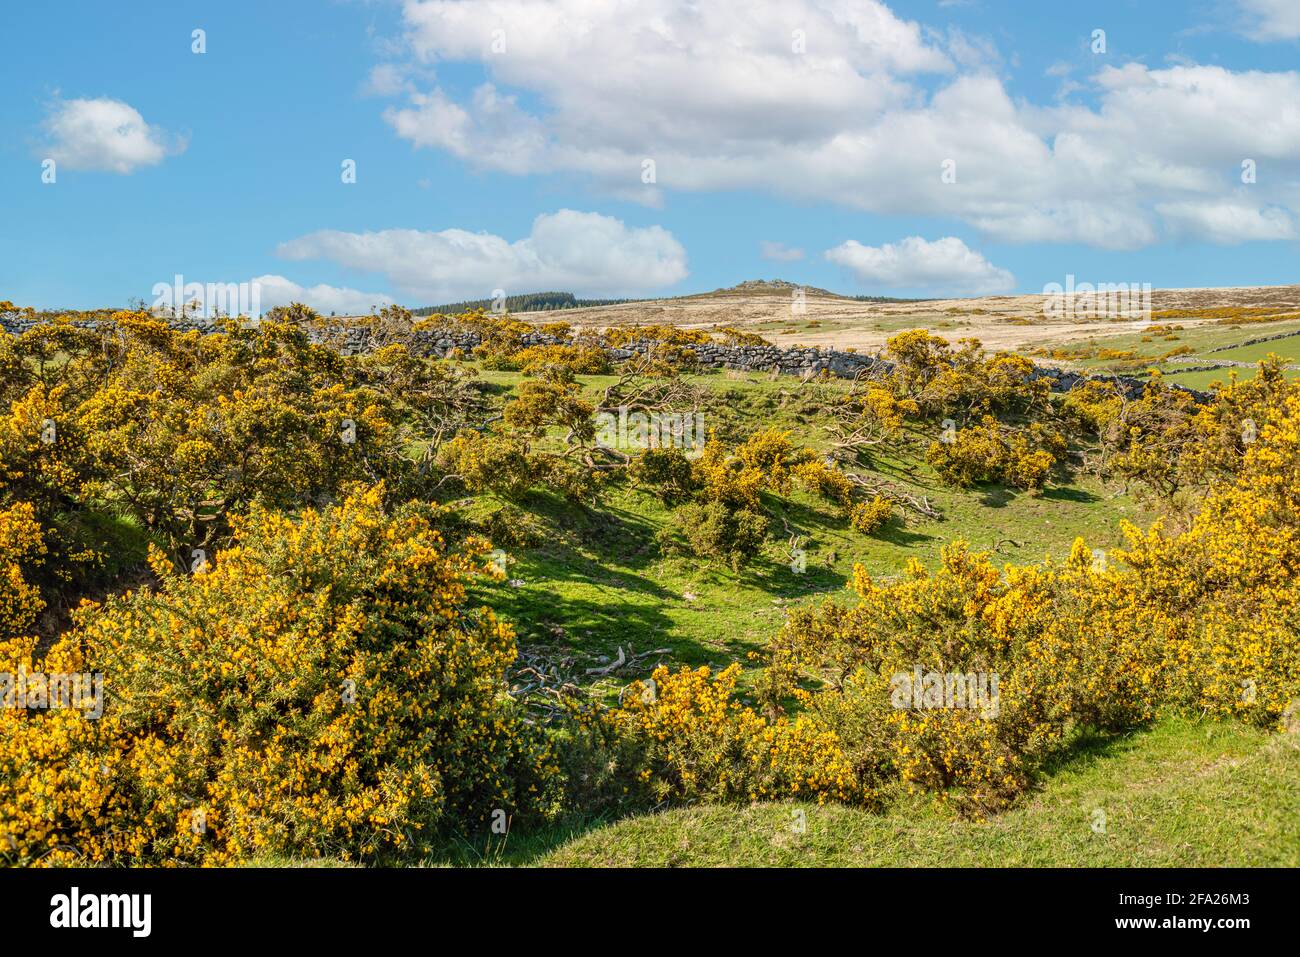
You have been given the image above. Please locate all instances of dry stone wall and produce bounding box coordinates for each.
[0,315,1205,400]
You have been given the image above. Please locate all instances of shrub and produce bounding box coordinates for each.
[629,446,697,504]
[0,502,45,639]
[692,433,764,510]
[614,665,864,805]
[760,540,1168,812]
[537,321,573,339]
[0,486,560,865]
[926,417,1059,491]
[793,459,857,510]
[849,495,893,534]
[926,421,1005,487]
[736,428,804,494]
[5,316,426,568]
[435,431,540,501]
[514,344,610,377]
[602,324,711,348]
[501,379,595,442]
[664,500,768,570]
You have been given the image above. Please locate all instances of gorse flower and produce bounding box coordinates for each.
[0,486,560,866]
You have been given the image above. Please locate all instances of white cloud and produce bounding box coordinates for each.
[380,1,1300,249]
[253,275,394,315]
[362,63,416,97]
[1155,201,1296,244]
[41,97,183,173]
[388,0,948,173]
[276,209,688,302]
[825,236,1014,295]
[1237,0,1300,41]
[383,85,547,175]
[759,241,805,262]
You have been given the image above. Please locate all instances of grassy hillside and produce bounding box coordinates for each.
[464,367,1155,702]
[10,312,1297,869]
[420,362,1295,869]
[253,718,1297,867]
[536,718,1300,867]
[1036,317,1300,390]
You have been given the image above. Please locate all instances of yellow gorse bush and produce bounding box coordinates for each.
[624,382,1300,812]
[848,495,893,534]
[0,502,45,639]
[616,664,863,806]
[0,485,560,866]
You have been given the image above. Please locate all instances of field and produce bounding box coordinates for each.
[4,298,1299,870]
[512,279,1300,355]
[411,361,1292,868]
[471,367,1155,694]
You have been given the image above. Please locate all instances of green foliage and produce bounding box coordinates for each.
[849,495,893,533]
[926,417,1062,491]
[628,446,697,503]
[662,499,769,570]
[435,431,541,501]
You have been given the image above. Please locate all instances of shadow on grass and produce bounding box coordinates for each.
[774,494,936,551]
[427,807,648,868]
[976,485,1018,508]
[470,491,731,663]
[1029,723,1151,786]
[873,521,937,548]
[1040,485,1100,504]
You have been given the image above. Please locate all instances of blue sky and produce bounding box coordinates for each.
[2,0,1299,312]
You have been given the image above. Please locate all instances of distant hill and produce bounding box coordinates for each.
[412,282,925,316]
[708,279,926,303]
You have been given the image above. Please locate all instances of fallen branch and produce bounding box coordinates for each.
[584,644,674,677]
[846,472,942,521]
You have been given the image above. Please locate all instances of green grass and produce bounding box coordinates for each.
[537,718,1300,867]
[1039,318,1300,388]
[473,476,1151,701]
[259,362,1297,869]
[1109,318,1300,358]
[1162,366,1300,391]
[460,367,1155,701]
[1206,338,1300,364]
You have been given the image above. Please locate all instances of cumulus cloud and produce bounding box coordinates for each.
[252,275,394,315]
[825,236,1014,295]
[1237,0,1300,40]
[377,0,1300,248]
[41,97,183,173]
[759,241,805,262]
[389,0,945,168]
[276,209,688,302]
[383,85,547,175]
[1155,201,1296,244]
[362,63,417,97]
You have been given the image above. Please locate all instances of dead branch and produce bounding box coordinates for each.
[845,472,942,520]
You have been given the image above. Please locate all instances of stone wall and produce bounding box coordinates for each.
[1206,327,1300,354]
[0,315,1204,400]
